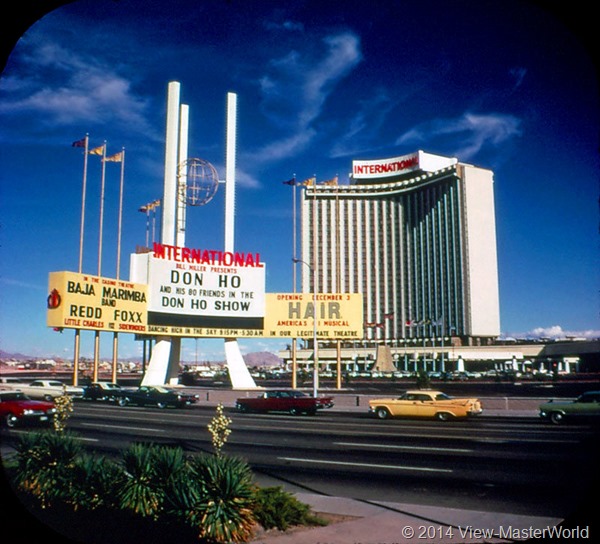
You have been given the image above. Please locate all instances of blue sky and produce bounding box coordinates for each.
[0,0,598,361]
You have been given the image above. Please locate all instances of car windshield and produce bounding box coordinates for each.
[435,393,453,400]
[0,392,30,401]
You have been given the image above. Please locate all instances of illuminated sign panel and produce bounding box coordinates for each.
[145,252,266,333]
[46,271,148,333]
[263,293,363,339]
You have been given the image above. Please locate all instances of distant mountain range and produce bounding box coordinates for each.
[0,349,283,367]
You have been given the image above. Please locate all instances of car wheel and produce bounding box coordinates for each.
[550,412,565,424]
[289,407,301,416]
[44,394,54,402]
[375,407,390,419]
[5,413,18,428]
[118,397,129,407]
[435,412,452,421]
[157,402,168,409]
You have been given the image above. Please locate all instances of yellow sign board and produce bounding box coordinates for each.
[47,271,148,333]
[47,272,363,340]
[263,293,363,339]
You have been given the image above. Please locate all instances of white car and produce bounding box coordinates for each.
[1,379,83,401]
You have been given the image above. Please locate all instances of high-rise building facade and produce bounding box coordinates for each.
[299,150,500,347]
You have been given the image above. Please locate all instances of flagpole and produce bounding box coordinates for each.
[291,175,298,389]
[73,134,89,387]
[113,148,125,384]
[93,142,107,383]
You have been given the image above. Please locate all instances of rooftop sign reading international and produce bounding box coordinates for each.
[352,150,457,180]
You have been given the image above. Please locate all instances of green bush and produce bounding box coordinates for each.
[253,486,327,531]
[169,453,256,543]
[14,430,82,509]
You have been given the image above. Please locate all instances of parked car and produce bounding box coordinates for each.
[368,390,483,421]
[0,390,56,428]
[539,391,600,424]
[0,379,83,401]
[81,382,126,402]
[235,390,334,415]
[116,386,199,408]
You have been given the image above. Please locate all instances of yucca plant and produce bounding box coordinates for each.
[66,453,123,511]
[118,442,164,518]
[14,430,82,508]
[170,453,256,543]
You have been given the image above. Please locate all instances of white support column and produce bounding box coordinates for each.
[144,81,181,386]
[223,91,258,389]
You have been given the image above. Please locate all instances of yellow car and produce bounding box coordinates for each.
[368,390,482,421]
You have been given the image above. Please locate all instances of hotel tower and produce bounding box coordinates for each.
[299,150,500,349]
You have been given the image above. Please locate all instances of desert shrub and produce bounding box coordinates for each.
[253,486,327,531]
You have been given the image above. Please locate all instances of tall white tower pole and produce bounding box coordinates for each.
[224,92,237,252]
[176,103,189,247]
[223,92,258,389]
[161,81,180,246]
[143,81,182,386]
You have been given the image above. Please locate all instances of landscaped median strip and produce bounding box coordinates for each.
[278,456,453,473]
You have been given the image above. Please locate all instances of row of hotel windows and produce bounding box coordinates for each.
[303,173,466,338]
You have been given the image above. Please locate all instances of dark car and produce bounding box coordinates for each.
[235,390,334,415]
[81,381,126,402]
[539,391,600,424]
[117,386,199,408]
[0,390,56,428]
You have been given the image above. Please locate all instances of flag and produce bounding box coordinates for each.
[138,205,148,213]
[282,177,296,186]
[88,145,105,156]
[405,320,416,327]
[319,176,338,186]
[384,312,394,319]
[72,137,86,148]
[104,151,124,162]
[299,176,315,186]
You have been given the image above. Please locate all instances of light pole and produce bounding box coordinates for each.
[292,257,319,397]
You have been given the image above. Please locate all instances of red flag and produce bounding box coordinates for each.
[72,137,86,148]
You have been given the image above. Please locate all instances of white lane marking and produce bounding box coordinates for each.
[79,422,165,433]
[279,456,453,473]
[335,441,473,453]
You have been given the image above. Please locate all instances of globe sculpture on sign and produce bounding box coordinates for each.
[178,158,219,206]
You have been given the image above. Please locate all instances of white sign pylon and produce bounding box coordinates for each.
[140,82,258,388]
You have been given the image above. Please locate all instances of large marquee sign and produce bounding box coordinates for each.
[47,271,148,333]
[47,248,363,339]
[129,243,266,336]
[263,293,363,339]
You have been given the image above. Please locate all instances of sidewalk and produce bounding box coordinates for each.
[251,493,564,543]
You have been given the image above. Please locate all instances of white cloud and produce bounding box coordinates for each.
[252,31,362,163]
[0,39,157,140]
[396,112,521,160]
[504,325,600,340]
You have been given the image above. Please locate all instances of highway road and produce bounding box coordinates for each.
[2,402,599,522]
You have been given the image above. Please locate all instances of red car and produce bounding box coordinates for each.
[235,390,334,415]
[0,390,56,428]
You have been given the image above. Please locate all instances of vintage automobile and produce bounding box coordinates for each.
[539,391,600,424]
[0,379,83,401]
[368,390,483,421]
[81,382,127,402]
[116,386,199,408]
[0,390,57,428]
[235,390,334,415]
